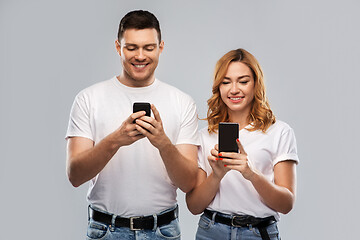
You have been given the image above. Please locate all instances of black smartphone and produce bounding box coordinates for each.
[218,122,239,153]
[133,102,151,117]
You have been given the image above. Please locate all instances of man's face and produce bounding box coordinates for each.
[116,28,164,87]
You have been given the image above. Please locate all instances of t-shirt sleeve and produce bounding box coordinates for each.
[65,92,94,141]
[197,144,206,171]
[273,127,299,166]
[176,98,200,146]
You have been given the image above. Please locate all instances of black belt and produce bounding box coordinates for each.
[204,209,276,240]
[89,205,178,231]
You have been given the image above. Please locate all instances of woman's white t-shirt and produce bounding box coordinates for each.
[198,120,299,221]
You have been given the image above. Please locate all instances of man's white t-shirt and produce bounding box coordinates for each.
[66,76,199,217]
[198,120,299,221]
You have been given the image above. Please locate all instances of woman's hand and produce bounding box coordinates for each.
[208,144,230,180]
[219,138,256,180]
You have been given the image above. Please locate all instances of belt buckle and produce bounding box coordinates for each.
[130,216,142,231]
[231,216,249,227]
[231,216,243,227]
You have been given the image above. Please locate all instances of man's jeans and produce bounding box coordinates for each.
[195,212,280,240]
[86,205,181,240]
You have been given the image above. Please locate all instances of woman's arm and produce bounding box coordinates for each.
[221,139,297,214]
[248,160,296,214]
[186,146,230,215]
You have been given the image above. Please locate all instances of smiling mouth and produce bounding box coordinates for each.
[229,97,244,100]
[132,63,149,68]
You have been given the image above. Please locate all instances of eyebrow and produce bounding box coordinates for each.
[124,43,158,47]
[223,75,251,80]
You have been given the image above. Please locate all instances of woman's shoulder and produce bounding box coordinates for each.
[199,126,217,136]
[198,126,217,142]
[199,126,209,134]
[268,120,294,134]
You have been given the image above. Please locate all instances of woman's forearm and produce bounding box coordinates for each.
[186,171,222,215]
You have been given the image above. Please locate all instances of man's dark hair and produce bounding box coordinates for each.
[118,10,161,42]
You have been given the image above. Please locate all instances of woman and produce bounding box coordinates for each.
[186,48,299,240]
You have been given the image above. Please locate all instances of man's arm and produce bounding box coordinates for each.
[135,104,198,193]
[159,143,198,193]
[66,111,146,187]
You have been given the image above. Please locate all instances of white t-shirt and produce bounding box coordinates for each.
[66,76,199,217]
[198,120,299,221]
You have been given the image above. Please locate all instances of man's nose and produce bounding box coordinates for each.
[135,49,146,61]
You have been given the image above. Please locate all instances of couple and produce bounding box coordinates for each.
[65,10,299,240]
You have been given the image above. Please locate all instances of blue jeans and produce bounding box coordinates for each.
[86,205,181,240]
[196,212,280,240]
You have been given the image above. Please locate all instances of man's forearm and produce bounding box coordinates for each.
[158,142,198,193]
[67,133,121,187]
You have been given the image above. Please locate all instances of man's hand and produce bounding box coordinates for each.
[113,110,147,146]
[134,104,172,149]
[133,104,197,192]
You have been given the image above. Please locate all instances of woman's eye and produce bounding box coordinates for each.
[240,81,249,84]
[222,81,230,85]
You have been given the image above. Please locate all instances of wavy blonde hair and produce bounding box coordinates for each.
[206,48,275,133]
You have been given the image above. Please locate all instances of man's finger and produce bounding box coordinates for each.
[128,129,143,137]
[135,118,155,134]
[151,104,162,122]
[236,138,247,154]
[127,111,146,124]
[135,124,150,137]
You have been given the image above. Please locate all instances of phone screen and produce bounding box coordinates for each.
[218,122,239,153]
[133,102,151,117]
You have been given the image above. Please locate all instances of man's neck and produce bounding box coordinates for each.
[116,74,155,88]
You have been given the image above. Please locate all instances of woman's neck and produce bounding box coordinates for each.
[228,111,250,130]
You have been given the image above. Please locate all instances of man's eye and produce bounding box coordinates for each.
[145,46,155,51]
[126,47,136,51]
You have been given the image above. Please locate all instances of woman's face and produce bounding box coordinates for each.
[219,61,255,119]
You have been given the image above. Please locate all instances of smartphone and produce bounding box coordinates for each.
[133,102,151,117]
[218,122,239,153]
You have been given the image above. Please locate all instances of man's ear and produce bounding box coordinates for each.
[159,40,164,53]
[115,39,121,56]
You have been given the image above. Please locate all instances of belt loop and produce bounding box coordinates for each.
[152,213,158,231]
[211,211,217,225]
[87,205,91,221]
[175,204,179,218]
[110,214,116,232]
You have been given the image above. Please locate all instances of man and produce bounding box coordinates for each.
[66,10,199,239]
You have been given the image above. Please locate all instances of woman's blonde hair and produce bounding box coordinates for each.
[206,48,275,133]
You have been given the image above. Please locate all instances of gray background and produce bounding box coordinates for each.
[1,0,359,239]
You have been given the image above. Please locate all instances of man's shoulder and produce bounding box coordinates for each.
[156,79,194,102]
[77,76,116,97]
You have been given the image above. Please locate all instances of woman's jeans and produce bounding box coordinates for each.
[196,212,280,240]
[86,205,181,240]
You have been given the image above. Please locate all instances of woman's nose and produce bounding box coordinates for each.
[230,83,240,94]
